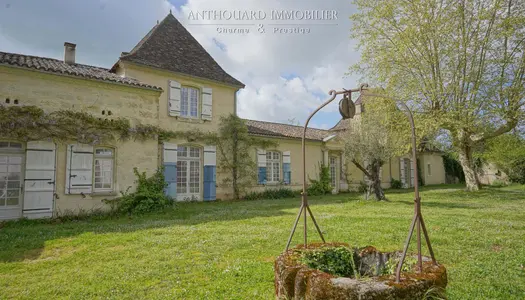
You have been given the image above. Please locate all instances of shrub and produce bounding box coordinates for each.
[307,164,332,196]
[490,179,508,187]
[357,181,369,193]
[301,246,356,277]
[442,153,465,183]
[390,178,403,189]
[508,158,525,184]
[243,188,296,200]
[103,167,173,214]
[381,256,417,275]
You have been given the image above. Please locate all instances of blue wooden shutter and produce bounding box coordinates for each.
[163,143,177,197]
[283,151,291,184]
[203,146,216,201]
[257,149,267,184]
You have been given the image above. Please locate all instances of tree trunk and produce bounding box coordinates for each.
[458,144,481,191]
[366,161,386,201]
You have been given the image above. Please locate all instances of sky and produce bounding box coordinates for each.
[0,0,362,129]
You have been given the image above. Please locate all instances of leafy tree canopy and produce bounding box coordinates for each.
[351,0,525,190]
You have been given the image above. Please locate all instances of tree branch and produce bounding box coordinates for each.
[352,159,371,178]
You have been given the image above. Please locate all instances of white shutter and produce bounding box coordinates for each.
[201,88,213,120]
[168,80,181,117]
[410,158,415,187]
[339,154,348,191]
[65,144,93,194]
[24,141,56,218]
[283,151,291,164]
[163,143,178,164]
[400,158,406,187]
[257,149,266,167]
[204,146,216,166]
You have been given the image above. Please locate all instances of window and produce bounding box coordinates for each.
[94,148,114,192]
[427,163,432,176]
[330,156,337,188]
[0,155,22,207]
[180,87,199,118]
[177,146,201,195]
[266,151,280,183]
[0,142,22,149]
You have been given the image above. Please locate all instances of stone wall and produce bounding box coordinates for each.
[0,66,161,214]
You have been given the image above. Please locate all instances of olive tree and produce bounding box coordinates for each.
[343,95,410,200]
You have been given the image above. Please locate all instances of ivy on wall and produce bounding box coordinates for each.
[0,105,217,144]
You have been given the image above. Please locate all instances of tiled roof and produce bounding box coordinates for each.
[117,13,244,88]
[354,94,363,105]
[244,119,330,141]
[0,51,161,91]
[330,118,352,131]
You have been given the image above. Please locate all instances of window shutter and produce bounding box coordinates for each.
[65,144,93,194]
[163,143,178,198]
[283,151,291,185]
[203,146,216,201]
[399,158,406,187]
[257,149,267,184]
[201,88,213,120]
[24,141,56,218]
[339,154,348,191]
[168,80,181,117]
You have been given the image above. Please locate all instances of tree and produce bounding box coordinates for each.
[481,133,525,183]
[351,0,525,191]
[343,95,410,200]
[214,114,277,199]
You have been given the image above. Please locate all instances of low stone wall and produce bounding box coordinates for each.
[274,243,447,300]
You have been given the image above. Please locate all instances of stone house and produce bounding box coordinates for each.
[0,13,445,220]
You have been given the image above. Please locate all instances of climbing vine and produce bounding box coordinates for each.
[0,105,217,144]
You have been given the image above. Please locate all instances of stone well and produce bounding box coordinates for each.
[274,243,447,300]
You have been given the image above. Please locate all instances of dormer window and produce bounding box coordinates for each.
[181,86,199,118]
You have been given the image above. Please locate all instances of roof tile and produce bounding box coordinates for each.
[118,14,244,87]
[244,119,330,141]
[0,51,161,91]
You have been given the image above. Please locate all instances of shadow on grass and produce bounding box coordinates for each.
[393,185,525,210]
[0,194,348,263]
[2,184,522,263]
[396,200,479,209]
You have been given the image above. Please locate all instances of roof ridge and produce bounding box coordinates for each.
[118,13,244,87]
[243,118,329,131]
[125,15,171,56]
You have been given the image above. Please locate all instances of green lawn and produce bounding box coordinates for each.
[1,185,524,299]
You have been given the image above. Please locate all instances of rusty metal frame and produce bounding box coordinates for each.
[285,85,365,252]
[283,84,438,284]
[360,88,437,283]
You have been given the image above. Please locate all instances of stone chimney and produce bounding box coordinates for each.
[64,42,76,64]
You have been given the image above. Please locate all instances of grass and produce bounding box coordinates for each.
[1,184,524,299]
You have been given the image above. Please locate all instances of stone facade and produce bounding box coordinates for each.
[0,13,448,220]
[0,66,161,218]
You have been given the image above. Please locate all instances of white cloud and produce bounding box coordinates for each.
[0,0,362,128]
[174,0,361,127]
